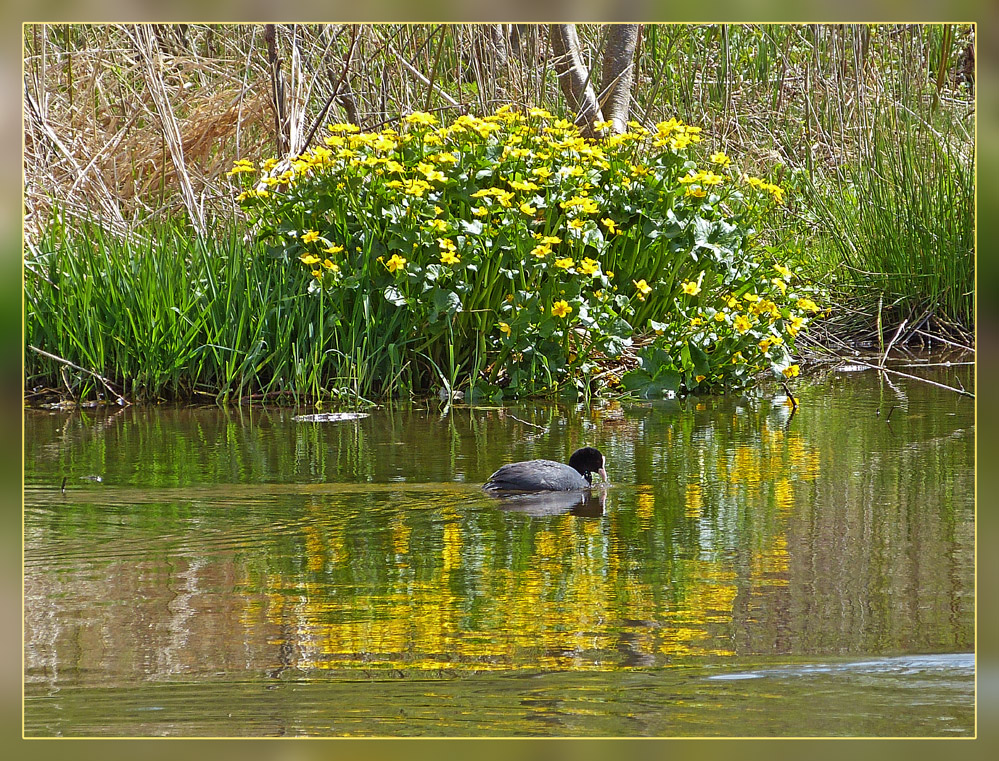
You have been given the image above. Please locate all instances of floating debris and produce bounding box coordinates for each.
[292,412,370,423]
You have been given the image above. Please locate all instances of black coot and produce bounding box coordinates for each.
[484,447,608,493]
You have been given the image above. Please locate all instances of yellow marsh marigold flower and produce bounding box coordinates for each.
[440,250,460,265]
[554,257,575,270]
[682,279,701,296]
[732,351,745,364]
[300,254,321,266]
[579,258,600,276]
[744,293,761,303]
[404,111,437,126]
[530,244,551,259]
[473,206,488,217]
[520,202,537,215]
[787,315,806,337]
[509,179,540,192]
[227,159,256,176]
[384,253,407,273]
[323,244,344,255]
[695,375,706,383]
[710,151,731,166]
[538,235,561,245]
[428,219,448,233]
[714,311,728,322]
[734,314,752,333]
[531,166,553,180]
[774,263,793,280]
[568,218,585,230]
[783,364,800,378]
[602,218,618,234]
[772,277,787,294]
[302,230,321,244]
[685,186,707,198]
[322,259,339,272]
[499,322,512,336]
[633,279,652,301]
[797,297,820,313]
[551,300,573,318]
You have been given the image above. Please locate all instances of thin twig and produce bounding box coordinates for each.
[842,357,973,398]
[880,317,907,367]
[508,414,547,430]
[28,345,130,405]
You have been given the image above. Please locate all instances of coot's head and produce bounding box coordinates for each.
[567,447,608,485]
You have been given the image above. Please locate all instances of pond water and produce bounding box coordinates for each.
[23,354,975,737]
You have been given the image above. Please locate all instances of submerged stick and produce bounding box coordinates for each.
[842,357,974,398]
[28,345,130,405]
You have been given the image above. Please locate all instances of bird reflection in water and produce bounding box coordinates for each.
[490,485,608,517]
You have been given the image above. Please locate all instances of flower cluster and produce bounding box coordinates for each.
[232,104,809,397]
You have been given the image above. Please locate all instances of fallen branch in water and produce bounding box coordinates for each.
[839,357,974,398]
[28,345,130,405]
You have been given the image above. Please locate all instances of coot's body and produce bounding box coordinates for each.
[484,447,607,493]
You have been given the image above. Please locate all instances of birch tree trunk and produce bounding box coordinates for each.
[599,24,640,134]
[549,23,602,137]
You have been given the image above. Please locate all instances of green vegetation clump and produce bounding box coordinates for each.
[232,106,820,400]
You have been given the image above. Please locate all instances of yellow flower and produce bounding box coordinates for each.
[551,300,573,318]
[690,317,703,327]
[404,111,437,126]
[428,219,448,233]
[633,279,652,301]
[774,263,793,280]
[710,151,731,166]
[681,280,701,296]
[440,250,460,265]
[226,159,256,176]
[714,311,728,322]
[499,322,512,336]
[685,186,707,198]
[579,258,600,276]
[539,235,561,245]
[554,257,575,270]
[322,259,340,272]
[438,237,456,252]
[772,277,787,294]
[744,293,760,303]
[299,254,321,266]
[734,314,752,333]
[601,218,618,234]
[531,166,553,180]
[530,244,551,259]
[731,351,745,364]
[695,375,706,382]
[797,297,820,313]
[301,230,321,244]
[759,337,774,353]
[323,244,344,255]
[783,364,800,378]
[520,202,536,215]
[787,315,806,336]
[384,253,407,273]
[568,218,585,230]
[473,206,488,217]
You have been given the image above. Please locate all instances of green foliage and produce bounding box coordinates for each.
[800,107,974,328]
[235,105,815,399]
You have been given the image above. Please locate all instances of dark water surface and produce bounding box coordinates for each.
[23,357,975,736]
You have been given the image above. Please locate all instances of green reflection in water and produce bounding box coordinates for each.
[24,359,974,735]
